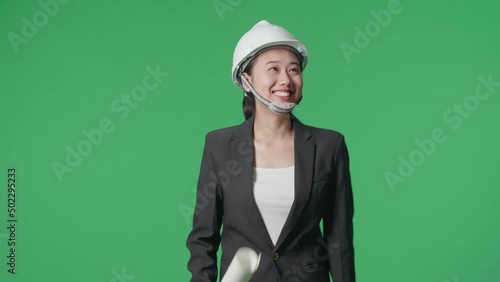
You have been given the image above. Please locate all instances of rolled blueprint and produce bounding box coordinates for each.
[221,247,261,282]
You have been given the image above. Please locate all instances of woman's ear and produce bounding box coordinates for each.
[241,72,252,92]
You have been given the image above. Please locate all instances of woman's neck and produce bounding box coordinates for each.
[253,110,293,143]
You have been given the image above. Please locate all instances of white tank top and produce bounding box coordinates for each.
[252,166,295,246]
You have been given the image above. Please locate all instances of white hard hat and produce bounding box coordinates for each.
[232,20,308,89]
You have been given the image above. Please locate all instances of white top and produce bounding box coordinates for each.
[252,166,295,246]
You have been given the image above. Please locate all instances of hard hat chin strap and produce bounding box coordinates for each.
[240,75,296,114]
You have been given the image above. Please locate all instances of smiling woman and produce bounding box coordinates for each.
[186,20,356,282]
[241,48,304,120]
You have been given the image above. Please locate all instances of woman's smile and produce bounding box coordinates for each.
[272,90,292,101]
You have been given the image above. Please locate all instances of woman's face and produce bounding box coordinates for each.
[242,48,303,107]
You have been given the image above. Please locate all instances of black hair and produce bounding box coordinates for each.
[242,58,257,120]
[241,52,303,120]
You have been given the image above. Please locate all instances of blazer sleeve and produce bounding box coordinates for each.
[186,133,224,282]
[323,134,356,282]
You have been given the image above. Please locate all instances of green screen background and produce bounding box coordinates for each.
[1,0,499,281]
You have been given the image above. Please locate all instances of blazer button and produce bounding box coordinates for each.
[272,252,279,261]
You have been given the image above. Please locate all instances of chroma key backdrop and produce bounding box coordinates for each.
[1,0,499,281]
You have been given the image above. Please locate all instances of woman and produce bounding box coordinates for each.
[186,20,355,282]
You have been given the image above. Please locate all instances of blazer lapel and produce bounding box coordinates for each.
[229,113,316,252]
[230,115,274,249]
[273,114,315,251]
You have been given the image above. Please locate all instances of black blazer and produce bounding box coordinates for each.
[186,113,355,282]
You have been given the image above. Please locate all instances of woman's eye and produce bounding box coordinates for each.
[269,67,278,71]
[290,68,300,73]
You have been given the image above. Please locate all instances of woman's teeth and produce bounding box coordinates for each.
[273,91,291,97]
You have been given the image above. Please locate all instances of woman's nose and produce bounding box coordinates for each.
[278,71,291,85]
